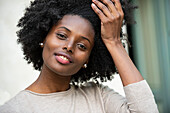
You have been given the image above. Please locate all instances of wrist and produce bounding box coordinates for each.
[102,38,123,48]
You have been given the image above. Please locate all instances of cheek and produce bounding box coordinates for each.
[42,37,62,57]
[75,51,91,65]
[42,47,51,67]
[42,41,57,64]
[43,43,52,59]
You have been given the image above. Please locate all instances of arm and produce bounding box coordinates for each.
[99,80,159,113]
[104,40,144,86]
[91,1,159,112]
[91,0,143,86]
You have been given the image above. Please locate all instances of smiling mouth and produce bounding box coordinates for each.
[59,56,69,61]
[54,53,73,65]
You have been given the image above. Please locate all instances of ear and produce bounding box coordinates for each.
[39,43,44,48]
[84,58,89,65]
[82,60,89,68]
[43,39,46,44]
[85,59,89,64]
[40,39,46,48]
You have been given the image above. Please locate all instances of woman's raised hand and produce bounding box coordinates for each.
[92,0,144,86]
[91,0,124,44]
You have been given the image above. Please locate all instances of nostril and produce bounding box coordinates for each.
[63,47,67,50]
[62,46,73,53]
[68,49,72,53]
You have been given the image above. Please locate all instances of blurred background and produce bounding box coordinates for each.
[0,0,170,113]
[128,0,170,113]
[0,0,39,105]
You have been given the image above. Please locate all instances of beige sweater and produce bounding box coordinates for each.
[0,80,159,113]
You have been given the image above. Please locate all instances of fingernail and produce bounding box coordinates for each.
[91,3,95,7]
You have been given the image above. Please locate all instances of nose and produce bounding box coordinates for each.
[62,40,74,53]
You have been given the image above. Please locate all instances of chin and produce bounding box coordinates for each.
[50,65,80,77]
[43,60,82,77]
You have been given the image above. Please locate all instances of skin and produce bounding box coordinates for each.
[26,15,95,93]
[27,0,144,93]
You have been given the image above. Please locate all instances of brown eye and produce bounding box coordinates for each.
[78,44,87,50]
[56,33,67,40]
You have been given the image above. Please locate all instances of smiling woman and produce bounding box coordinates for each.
[0,0,159,112]
[41,15,95,78]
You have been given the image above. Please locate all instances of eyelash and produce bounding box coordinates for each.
[56,33,67,39]
[56,33,87,50]
[78,43,87,50]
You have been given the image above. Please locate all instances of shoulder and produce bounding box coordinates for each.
[0,90,30,113]
[0,102,16,113]
[76,82,101,91]
[74,82,117,96]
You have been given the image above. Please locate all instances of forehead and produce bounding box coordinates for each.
[56,15,95,38]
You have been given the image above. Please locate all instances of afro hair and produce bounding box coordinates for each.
[17,0,137,84]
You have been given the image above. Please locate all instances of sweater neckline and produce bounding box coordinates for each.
[23,85,74,96]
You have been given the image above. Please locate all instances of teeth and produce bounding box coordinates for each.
[59,56,69,61]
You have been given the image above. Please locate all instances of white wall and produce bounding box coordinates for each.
[0,0,39,105]
[0,0,124,105]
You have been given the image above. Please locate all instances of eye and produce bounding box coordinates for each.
[56,33,67,40]
[77,43,87,50]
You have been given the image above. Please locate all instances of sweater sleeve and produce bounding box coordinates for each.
[99,80,159,113]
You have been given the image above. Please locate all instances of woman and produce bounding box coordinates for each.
[0,0,159,112]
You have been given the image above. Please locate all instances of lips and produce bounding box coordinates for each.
[54,52,73,64]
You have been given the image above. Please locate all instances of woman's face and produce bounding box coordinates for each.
[42,15,95,76]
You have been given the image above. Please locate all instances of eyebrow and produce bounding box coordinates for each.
[57,26,91,44]
[57,26,71,32]
[81,36,91,44]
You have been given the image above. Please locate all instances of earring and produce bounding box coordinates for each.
[83,64,87,68]
[39,43,44,48]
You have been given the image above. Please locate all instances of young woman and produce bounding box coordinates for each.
[0,0,159,112]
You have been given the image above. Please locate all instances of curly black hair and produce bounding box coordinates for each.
[17,0,137,84]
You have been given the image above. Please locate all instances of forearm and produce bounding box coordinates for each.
[91,0,143,86]
[104,40,144,86]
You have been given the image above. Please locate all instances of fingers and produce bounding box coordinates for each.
[92,0,124,28]
[100,0,118,15]
[91,3,108,23]
[111,0,124,20]
[92,0,113,18]
[112,0,123,12]
[92,0,124,19]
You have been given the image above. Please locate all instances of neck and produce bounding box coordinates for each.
[26,64,71,94]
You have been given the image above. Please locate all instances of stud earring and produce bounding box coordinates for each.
[83,64,87,68]
[39,43,44,48]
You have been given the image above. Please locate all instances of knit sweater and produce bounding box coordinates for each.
[0,80,159,113]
